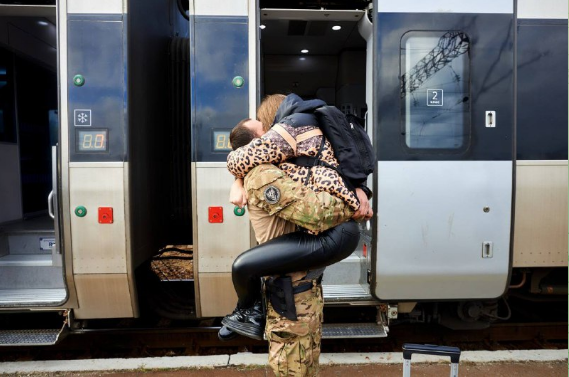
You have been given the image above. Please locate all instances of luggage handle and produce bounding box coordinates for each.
[402,343,461,377]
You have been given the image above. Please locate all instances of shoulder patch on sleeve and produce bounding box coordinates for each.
[263,185,281,204]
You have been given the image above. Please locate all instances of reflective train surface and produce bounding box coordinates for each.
[0,0,566,345]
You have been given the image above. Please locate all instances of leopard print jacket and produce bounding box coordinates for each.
[227,123,360,212]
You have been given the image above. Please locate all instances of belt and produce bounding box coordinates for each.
[292,275,322,295]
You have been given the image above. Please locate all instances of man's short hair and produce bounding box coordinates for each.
[230,118,256,150]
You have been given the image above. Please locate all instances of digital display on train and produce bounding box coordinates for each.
[213,130,232,151]
[76,129,108,152]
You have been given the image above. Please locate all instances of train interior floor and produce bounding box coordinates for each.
[0,215,65,306]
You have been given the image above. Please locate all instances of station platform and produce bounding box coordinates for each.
[0,349,566,376]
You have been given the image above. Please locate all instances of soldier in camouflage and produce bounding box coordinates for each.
[226,165,360,377]
[222,94,372,376]
[243,164,352,376]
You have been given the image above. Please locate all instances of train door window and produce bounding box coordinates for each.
[400,31,470,152]
[0,48,16,143]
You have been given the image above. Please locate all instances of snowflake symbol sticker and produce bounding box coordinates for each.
[74,109,91,126]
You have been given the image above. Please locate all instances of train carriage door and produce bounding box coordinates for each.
[189,0,255,317]
[0,9,67,310]
[372,1,514,300]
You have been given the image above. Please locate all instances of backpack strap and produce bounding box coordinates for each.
[292,155,336,171]
[290,129,334,171]
[300,137,326,185]
[272,124,297,155]
[295,128,323,143]
[273,125,324,154]
[274,124,345,187]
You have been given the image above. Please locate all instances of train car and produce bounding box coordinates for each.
[0,0,566,345]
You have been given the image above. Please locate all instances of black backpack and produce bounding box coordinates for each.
[292,106,375,190]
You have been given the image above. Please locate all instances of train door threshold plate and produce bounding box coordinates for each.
[0,311,68,347]
[322,322,387,339]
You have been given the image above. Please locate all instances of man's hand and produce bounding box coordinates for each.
[229,178,248,208]
[352,188,373,221]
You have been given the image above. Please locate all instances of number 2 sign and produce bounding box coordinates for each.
[427,89,443,106]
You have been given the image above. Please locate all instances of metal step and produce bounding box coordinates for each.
[0,310,68,346]
[0,329,65,346]
[322,254,362,285]
[0,254,52,267]
[0,265,65,290]
[323,284,373,302]
[0,216,55,255]
[7,233,55,255]
[0,216,54,233]
[322,322,388,339]
[0,289,66,305]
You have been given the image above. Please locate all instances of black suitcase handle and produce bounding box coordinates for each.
[402,344,461,377]
[403,343,461,363]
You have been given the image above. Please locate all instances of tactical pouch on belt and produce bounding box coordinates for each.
[266,276,297,321]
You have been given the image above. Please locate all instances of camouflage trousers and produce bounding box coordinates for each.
[244,164,354,233]
[265,280,324,377]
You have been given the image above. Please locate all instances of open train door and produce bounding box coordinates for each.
[189,0,256,317]
[371,1,514,300]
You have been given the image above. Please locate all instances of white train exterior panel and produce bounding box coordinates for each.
[375,161,512,300]
[67,0,124,14]
[192,0,247,17]
[518,0,568,19]
[377,0,513,14]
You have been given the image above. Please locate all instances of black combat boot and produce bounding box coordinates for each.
[217,325,238,341]
[221,300,265,340]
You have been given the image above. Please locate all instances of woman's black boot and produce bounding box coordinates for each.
[218,325,238,341]
[221,300,265,340]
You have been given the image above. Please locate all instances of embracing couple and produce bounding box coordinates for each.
[221,93,373,377]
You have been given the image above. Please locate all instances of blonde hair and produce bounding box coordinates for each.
[257,94,286,131]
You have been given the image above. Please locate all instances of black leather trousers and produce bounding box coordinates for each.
[232,220,360,308]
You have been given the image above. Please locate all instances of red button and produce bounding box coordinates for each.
[98,207,113,224]
[208,207,223,223]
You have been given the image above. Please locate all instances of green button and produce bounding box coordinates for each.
[75,206,87,217]
[234,206,245,216]
[232,76,244,88]
[73,74,85,86]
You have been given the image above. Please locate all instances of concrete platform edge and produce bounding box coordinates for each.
[0,349,566,375]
